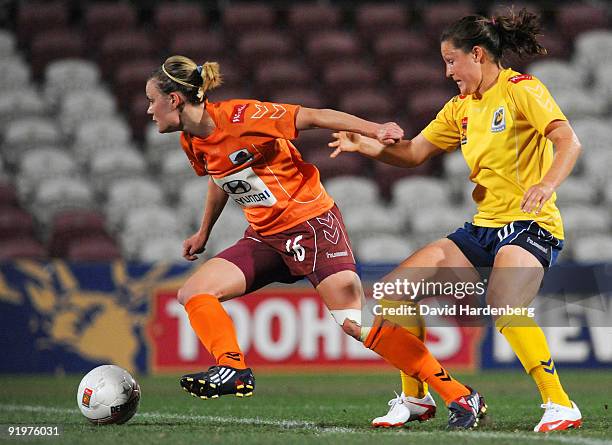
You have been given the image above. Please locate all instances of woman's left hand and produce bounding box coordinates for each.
[521,182,555,214]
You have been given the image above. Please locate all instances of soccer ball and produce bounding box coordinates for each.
[77,365,141,425]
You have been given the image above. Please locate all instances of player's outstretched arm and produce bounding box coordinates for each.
[329,132,443,168]
[521,120,582,214]
[295,107,403,145]
[183,178,229,261]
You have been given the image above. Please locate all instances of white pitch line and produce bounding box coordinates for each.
[0,404,609,444]
[0,404,355,434]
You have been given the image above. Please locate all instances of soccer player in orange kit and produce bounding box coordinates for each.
[146,55,486,429]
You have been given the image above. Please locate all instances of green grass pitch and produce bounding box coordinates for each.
[0,370,610,445]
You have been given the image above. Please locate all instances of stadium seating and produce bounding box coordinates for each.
[30,30,85,79]
[44,59,102,108]
[0,3,610,264]
[31,177,95,224]
[83,2,138,48]
[48,209,110,257]
[0,207,36,241]
[356,234,412,263]
[120,205,185,259]
[555,3,610,43]
[323,176,380,210]
[392,177,451,213]
[0,238,47,260]
[89,146,147,193]
[355,3,410,38]
[236,30,295,69]
[67,236,122,261]
[16,1,69,47]
[105,177,166,229]
[0,30,16,57]
[287,3,341,39]
[306,31,361,66]
[60,90,117,139]
[338,89,394,123]
[254,60,312,97]
[169,31,226,66]
[573,234,612,262]
[373,31,434,70]
[0,89,47,135]
[343,204,404,239]
[0,57,33,96]
[222,3,276,33]
[17,147,78,200]
[153,2,207,47]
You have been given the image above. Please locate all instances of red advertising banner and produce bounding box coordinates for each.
[147,288,482,372]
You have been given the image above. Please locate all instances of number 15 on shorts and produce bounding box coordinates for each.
[286,236,305,262]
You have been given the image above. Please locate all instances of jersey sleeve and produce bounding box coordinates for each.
[219,100,300,141]
[420,97,461,152]
[180,132,207,176]
[507,76,567,136]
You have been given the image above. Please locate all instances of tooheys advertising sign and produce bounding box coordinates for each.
[146,288,482,371]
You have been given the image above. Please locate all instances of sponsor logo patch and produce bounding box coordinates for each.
[222,180,252,194]
[509,74,532,84]
[230,104,248,123]
[82,387,93,407]
[491,106,506,132]
[213,167,277,208]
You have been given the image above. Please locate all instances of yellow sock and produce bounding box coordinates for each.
[381,299,428,398]
[496,315,571,407]
[401,371,427,399]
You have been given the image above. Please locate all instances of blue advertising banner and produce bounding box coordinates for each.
[0,260,194,374]
[1,261,610,373]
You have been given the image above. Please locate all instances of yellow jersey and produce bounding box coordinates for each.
[422,68,566,239]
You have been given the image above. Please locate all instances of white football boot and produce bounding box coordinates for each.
[372,392,437,427]
[534,400,582,432]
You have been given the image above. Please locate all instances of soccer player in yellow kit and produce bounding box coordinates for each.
[330,10,583,432]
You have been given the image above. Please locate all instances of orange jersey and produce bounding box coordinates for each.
[180,99,334,236]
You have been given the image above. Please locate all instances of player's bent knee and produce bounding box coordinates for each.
[176,285,223,306]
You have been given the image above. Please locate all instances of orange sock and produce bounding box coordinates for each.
[184,294,247,369]
[364,317,469,405]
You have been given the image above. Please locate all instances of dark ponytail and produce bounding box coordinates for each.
[441,8,547,63]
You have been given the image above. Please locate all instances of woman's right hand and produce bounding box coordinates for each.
[328,131,362,158]
[183,231,208,261]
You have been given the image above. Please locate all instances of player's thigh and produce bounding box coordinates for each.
[177,257,247,305]
[381,238,480,300]
[486,244,544,311]
[315,269,364,310]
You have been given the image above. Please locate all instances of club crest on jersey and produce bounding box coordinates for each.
[229,148,254,165]
[460,116,468,145]
[491,106,506,133]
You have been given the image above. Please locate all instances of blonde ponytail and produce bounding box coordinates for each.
[201,61,222,95]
